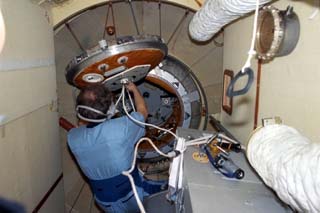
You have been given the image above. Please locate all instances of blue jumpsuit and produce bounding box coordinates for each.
[68,112,145,212]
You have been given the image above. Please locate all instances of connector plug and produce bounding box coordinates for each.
[120,78,129,85]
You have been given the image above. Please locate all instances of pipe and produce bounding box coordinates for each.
[209,115,239,142]
[59,117,75,132]
[253,59,262,129]
[189,0,271,42]
[247,125,320,212]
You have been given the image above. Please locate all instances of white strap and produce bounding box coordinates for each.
[76,102,118,122]
[167,137,186,201]
[76,105,107,116]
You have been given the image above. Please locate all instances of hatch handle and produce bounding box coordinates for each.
[227,67,254,97]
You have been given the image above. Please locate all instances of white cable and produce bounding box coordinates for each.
[121,86,179,140]
[214,144,229,155]
[76,113,106,123]
[121,83,242,211]
[241,0,259,73]
[247,124,320,212]
[120,84,179,213]
[114,92,123,109]
[123,172,145,213]
[127,89,136,112]
[186,135,214,146]
[218,133,240,145]
[309,0,320,20]
[122,137,174,213]
[76,105,107,116]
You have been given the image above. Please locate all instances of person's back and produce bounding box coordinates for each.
[68,112,144,178]
[67,83,148,212]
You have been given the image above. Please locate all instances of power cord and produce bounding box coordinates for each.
[119,82,217,213]
[241,0,260,73]
[120,85,179,140]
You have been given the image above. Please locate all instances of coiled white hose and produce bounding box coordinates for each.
[247,124,320,212]
[189,0,271,42]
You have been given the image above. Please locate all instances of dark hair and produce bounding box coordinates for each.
[76,85,113,121]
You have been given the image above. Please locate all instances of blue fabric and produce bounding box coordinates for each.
[0,197,25,213]
[96,177,168,213]
[68,112,145,212]
[97,190,143,213]
[88,167,142,202]
[142,178,168,195]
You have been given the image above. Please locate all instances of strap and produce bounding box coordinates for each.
[76,102,118,123]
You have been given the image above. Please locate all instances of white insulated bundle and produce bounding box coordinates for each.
[247,124,320,212]
[189,0,271,42]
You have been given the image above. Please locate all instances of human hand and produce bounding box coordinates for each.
[125,82,138,93]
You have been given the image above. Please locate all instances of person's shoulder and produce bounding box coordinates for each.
[67,126,85,149]
[100,117,125,127]
[97,118,127,138]
[130,111,145,122]
[68,126,82,138]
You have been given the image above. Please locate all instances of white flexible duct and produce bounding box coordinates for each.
[247,124,320,212]
[189,0,271,42]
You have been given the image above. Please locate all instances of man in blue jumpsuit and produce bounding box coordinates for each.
[68,82,148,212]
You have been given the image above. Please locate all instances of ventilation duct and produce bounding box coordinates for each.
[247,125,320,212]
[189,0,272,42]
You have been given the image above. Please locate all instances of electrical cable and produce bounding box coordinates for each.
[309,0,320,20]
[121,83,237,148]
[65,22,85,51]
[120,84,182,213]
[119,83,235,212]
[110,2,117,40]
[241,0,260,73]
[167,10,189,45]
[158,0,162,38]
[114,92,123,109]
[102,3,111,39]
[128,0,140,35]
[120,86,179,140]
[127,89,136,112]
[122,137,174,213]
[225,0,260,97]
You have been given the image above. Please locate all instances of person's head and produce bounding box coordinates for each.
[76,84,113,124]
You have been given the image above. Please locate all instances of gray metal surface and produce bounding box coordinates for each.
[144,191,176,213]
[276,7,300,57]
[149,55,208,130]
[177,128,292,213]
[103,64,151,91]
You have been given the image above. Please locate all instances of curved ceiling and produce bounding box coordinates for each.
[54,0,223,116]
[51,0,202,26]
